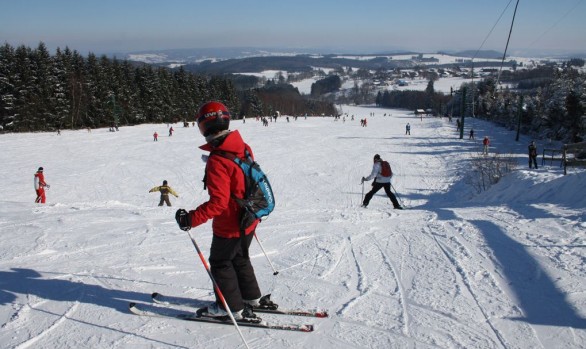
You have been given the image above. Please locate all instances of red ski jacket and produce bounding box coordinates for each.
[189,130,259,238]
[34,171,47,190]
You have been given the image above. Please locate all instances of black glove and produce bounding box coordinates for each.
[361,177,366,184]
[175,209,192,231]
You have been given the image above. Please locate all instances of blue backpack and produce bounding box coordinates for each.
[209,149,275,230]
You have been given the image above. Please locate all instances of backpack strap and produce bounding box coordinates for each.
[207,149,252,258]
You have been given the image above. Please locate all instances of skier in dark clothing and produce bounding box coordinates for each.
[175,101,272,322]
[528,141,538,169]
[361,154,402,209]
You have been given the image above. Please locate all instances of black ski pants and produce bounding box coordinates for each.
[529,155,538,169]
[363,182,401,208]
[209,232,261,312]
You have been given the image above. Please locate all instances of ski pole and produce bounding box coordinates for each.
[391,183,405,208]
[254,232,279,275]
[186,230,250,349]
[361,180,365,203]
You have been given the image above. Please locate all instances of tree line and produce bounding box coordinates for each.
[240,83,337,117]
[0,42,339,132]
[0,42,238,132]
[456,68,585,143]
[375,67,585,143]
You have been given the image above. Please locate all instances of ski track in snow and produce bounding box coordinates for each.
[370,234,409,336]
[422,217,508,348]
[13,301,80,349]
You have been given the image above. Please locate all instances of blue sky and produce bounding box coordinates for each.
[1,0,584,55]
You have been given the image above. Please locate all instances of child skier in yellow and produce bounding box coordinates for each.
[149,180,179,206]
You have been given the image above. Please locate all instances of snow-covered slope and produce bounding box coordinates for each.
[1,106,584,348]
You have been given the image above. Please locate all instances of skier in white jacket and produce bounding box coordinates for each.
[361,154,402,209]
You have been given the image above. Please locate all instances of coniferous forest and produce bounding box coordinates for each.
[0,43,239,132]
[376,66,585,143]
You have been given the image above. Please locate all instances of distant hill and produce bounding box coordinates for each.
[124,48,520,75]
[123,47,314,64]
[180,55,416,75]
[122,47,585,66]
[123,47,410,64]
[439,50,504,60]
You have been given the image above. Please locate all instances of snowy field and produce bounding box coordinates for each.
[0,105,585,349]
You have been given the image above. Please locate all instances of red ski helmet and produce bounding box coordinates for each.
[196,101,231,137]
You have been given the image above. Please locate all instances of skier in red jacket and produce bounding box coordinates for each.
[34,167,50,203]
[483,136,490,155]
[175,101,272,322]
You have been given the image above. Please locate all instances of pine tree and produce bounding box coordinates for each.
[13,45,35,131]
[0,43,16,131]
[52,47,71,130]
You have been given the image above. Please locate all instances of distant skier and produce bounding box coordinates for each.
[361,154,402,209]
[482,136,490,155]
[405,123,411,135]
[528,141,538,169]
[149,180,179,206]
[469,128,474,140]
[169,127,174,137]
[34,167,50,204]
[153,132,158,141]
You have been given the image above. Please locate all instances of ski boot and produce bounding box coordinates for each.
[197,302,262,323]
[245,294,279,311]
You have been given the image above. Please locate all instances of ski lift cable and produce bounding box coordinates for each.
[470,0,513,116]
[472,0,514,61]
[527,0,584,49]
[495,0,520,88]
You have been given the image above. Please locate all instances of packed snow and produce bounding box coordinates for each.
[0,105,585,349]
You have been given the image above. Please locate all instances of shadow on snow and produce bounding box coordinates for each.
[0,268,149,312]
[0,268,190,347]
[471,220,586,329]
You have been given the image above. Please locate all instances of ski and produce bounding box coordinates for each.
[151,292,329,318]
[129,302,314,332]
